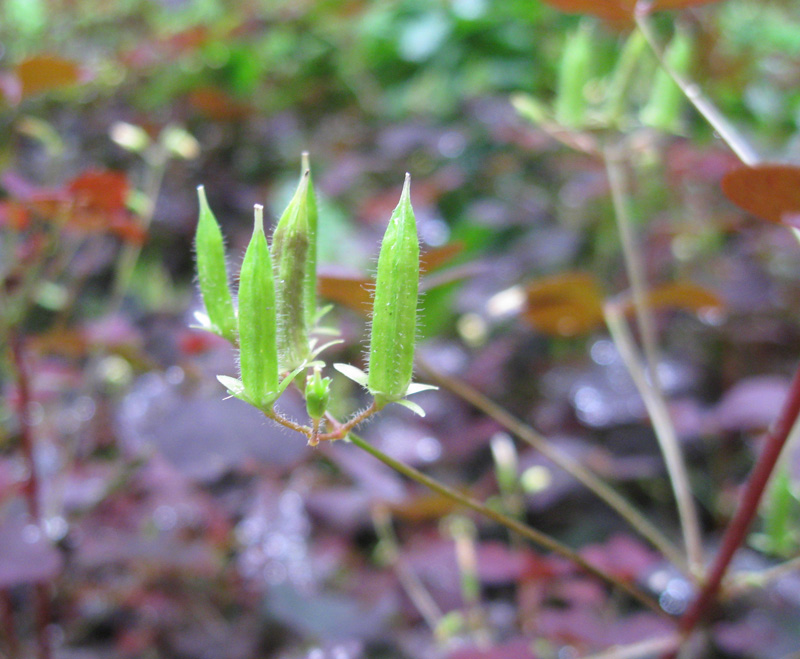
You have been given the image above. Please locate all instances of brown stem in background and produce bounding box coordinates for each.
[9,333,52,659]
[0,589,20,659]
[678,362,800,638]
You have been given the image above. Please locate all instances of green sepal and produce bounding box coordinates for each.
[405,382,438,395]
[238,204,279,409]
[309,338,344,360]
[393,398,426,417]
[195,185,237,343]
[272,170,312,371]
[217,375,247,401]
[334,363,369,387]
[367,174,419,402]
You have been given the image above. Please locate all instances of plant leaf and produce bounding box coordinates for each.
[333,363,369,387]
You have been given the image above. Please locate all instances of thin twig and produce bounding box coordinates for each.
[416,356,688,573]
[604,143,662,392]
[634,5,759,166]
[346,433,665,615]
[727,554,800,598]
[604,303,704,576]
[678,362,800,635]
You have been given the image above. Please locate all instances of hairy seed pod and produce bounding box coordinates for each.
[301,153,319,329]
[367,174,419,407]
[272,171,312,371]
[641,29,692,132]
[305,368,331,420]
[195,186,237,342]
[555,21,593,129]
[238,205,279,408]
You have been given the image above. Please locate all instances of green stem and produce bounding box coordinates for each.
[346,432,665,614]
[605,304,704,576]
[417,357,688,573]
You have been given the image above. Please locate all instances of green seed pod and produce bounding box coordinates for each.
[238,205,279,408]
[195,186,237,342]
[305,367,331,420]
[301,152,319,329]
[555,21,593,129]
[641,29,693,132]
[271,171,312,371]
[367,174,419,407]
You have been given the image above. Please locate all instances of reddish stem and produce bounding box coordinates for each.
[678,362,800,636]
[0,589,20,659]
[9,333,52,659]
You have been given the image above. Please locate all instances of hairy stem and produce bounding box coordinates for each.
[417,356,687,573]
[346,433,665,614]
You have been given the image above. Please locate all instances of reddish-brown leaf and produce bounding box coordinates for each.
[541,0,721,21]
[622,281,724,318]
[188,86,252,121]
[523,272,605,337]
[317,268,374,316]
[0,201,30,230]
[17,55,82,98]
[419,241,465,274]
[721,163,800,227]
[68,170,129,213]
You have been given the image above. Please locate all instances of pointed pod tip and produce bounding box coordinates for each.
[253,204,264,233]
[197,184,208,205]
[401,173,411,200]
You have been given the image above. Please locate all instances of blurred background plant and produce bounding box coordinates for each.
[2,0,800,658]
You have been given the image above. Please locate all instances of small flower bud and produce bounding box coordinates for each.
[271,170,312,370]
[367,174,419,407]
[305,368,331,420]
[238,205,279,408]
[195,186,237,342]
[555,21,593,129]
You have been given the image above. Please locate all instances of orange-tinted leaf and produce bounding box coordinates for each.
[721,164,800,227]
[188,86,252,121]
[317,268,374,316]
[623,281,724,318]
[68,170,129,212]
[390,493,459,522]
[542,0,721,21]
[420,241,464,274]
[523,272,605,337]
[28,329,88,358]
[17,55,82,98]
[0,201,30,230]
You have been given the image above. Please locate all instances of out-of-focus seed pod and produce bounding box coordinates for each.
[238,205,279,408]
[195,186,237,343]
[272,171,311,371]
[301,152,319,329]
[641,29,692,132]
[555,21,593,129]
[305,367,331,420]
[367,174,419,407]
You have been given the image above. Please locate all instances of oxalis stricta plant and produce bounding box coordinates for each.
[193,155,436,446]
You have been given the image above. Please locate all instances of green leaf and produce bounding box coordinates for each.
[217,375,248,401]
[238,205,279,409]
[195,186,237,343]
[367,174,420,404]
[302,152,319,329]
